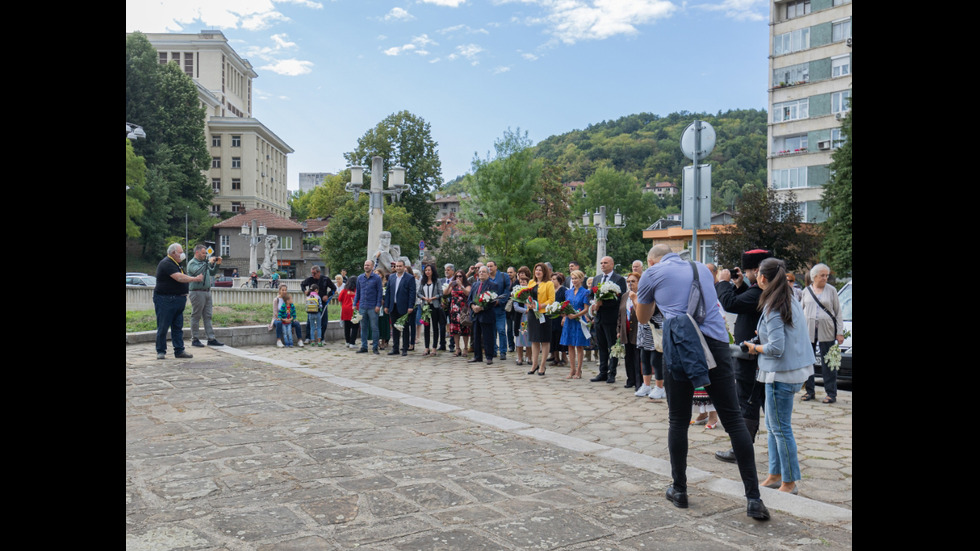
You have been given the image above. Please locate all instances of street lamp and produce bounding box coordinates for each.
[345,155,409,259]
[572,205,626,270]
[240,219,268,277]
[126,122,146,140]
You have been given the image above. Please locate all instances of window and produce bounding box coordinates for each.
[220,235,230,255]
[832,19,851,43]
[785,0,810,20]
[231,202,243,213]
[211,157,221,168]
[232,178,241,190]
[159,52,167,65]
[184,53,193,77]
[699,240,716,266]
[774,62,809,87]
[832,55,850,78]
[774,134,808,155]
[232,135,241,147]
[211,135,221,147]
[278,236,293,251]
[232,157,241,169]
[774,28,809,55]
[832,90,851,114]
[772,167,808,190]
[831,128,846,149]
[772,99,809,123]
[210,204,221,216]
[212,178,221,193]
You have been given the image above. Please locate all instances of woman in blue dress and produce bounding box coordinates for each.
[560,269,592,379]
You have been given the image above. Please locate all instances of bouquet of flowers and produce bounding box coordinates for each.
[545,300,577,319]
[442,282,450,294]
[420,303,432,326]
[510,284,532,304]
[351,310,362,325]
[609,339,626,359]
[591,281,622,302]
[393,311,411,331]
[474,290,498,308]
[824,330,851,371]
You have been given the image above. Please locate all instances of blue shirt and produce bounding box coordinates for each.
[354,271,383,309]
[636,253,727,342]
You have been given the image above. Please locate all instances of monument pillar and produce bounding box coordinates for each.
[366,155,385,261]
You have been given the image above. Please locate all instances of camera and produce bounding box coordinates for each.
[740,335,760,354]
[731,267,741,279]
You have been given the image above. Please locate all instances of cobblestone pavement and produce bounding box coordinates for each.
[127,341,852,550]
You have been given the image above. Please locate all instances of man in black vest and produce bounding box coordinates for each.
[589,256,628,384]
[713,249,772,463]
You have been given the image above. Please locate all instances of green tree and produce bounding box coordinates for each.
[462,128,543,268]
[126,139,149,238]
[288,189,312,222]
[307,172,353,220]
[820,101,852,277]
[344,111,442,245]
[714,187,822,273]
[322,197,422,277]
[434,238,481,274]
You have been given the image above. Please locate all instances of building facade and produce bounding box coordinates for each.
[213,209,307,279]
[767,0,851,222]
[299,173,333,193]
[141,30,294,219]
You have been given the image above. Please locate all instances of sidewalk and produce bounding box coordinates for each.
[127,341,852,549]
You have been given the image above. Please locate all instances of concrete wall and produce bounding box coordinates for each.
[126,279,310,310]
[126,320,346,347]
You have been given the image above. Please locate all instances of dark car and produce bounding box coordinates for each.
[214,276,234,288]
[835,281,851,388]
[126,275,157,286]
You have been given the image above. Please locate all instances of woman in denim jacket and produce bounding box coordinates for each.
[743,257,814,496]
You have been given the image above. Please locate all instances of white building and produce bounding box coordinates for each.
[299,173,334,193]
[140,30,294,218]
[767,0,851,222]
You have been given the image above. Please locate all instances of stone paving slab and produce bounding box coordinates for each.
[127,342,852,550]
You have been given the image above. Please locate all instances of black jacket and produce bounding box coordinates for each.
[301,274,337,303]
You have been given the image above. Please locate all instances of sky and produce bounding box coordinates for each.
[126,0,771,192]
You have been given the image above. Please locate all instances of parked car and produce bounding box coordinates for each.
[214,276,234,288]
[836,281,851,389]
[126,275,157,286]
[126,272,149,277]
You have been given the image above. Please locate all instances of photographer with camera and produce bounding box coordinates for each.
[712,249,772,463]
[187,243,224,348]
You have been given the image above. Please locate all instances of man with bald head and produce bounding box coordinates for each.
[589,256,628,384]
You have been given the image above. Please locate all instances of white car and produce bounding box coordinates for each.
[836,281,851,387]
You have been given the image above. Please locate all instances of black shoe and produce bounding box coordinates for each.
[437,347,447,351]
[175,351,194,359]
[192,339,205,347]
[486,359,493,365]
[508,347,515,353]
[388,350,400,356]
[500,354,506,361]
[590,374,608,382]
[747,498,770,520]
[606,377,616,384]
[715,449,737,463]
[527,367,539,375]
[666,486,688,508]
[356,348,368,354]
[625,382,635,388]
[373,349,380,355]
[401,351,408,356]
[467,358,482,363]
[207,339,224,346]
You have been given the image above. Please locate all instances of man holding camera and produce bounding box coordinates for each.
[713,249,772,463]
[187,243,224,347]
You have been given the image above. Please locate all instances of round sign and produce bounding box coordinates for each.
[680,121,716,161]
[419,240,425,250]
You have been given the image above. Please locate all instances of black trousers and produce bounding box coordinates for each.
[595,322,618,378]
[624,343,639,386]
[390,308,411,352]
[344,320,359,345]
[664,337,760,500]
[735,357,765,425]
[423,308,446,349]
[471,320,496,361]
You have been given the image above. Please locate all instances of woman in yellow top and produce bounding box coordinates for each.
[526,262,555,376]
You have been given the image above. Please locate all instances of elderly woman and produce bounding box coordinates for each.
[746,258,815,495]
[800,263,845,403]
[617,271,641,389]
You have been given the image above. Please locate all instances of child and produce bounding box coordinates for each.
[278,293,302,348]
[306,285,323,347]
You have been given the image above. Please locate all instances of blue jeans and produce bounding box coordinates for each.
[765,381,803,483]
[359,307,380,351]
[308,313,320,342]
[494,308,507,356]
[274,319,302,342]
[154,294,187,355]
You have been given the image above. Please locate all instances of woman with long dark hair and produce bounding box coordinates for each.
[447,270,472,357]
[417,264,445,357]
[339,277,358,348]
[745,257,815,496]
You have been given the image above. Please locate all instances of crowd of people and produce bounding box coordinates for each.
[153,240,846,523]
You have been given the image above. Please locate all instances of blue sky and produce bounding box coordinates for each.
[126,0,771,191]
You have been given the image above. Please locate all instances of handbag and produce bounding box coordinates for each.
[459,306,473,327]
[505,298,514,312]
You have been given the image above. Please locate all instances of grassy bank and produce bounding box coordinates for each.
[126,302,342,333]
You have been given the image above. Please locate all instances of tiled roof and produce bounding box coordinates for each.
[302,219,329,232]
[212,208,305,230]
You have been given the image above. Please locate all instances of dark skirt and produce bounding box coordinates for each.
[526,310,552,343]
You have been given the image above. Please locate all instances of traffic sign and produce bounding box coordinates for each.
[680,121,716,161]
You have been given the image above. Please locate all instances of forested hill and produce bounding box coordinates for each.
[531,108,769,211]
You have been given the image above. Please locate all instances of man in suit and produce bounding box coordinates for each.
[589,256,628,384]
[467,266,500,365]
[486,260,512,361]
[384,259,416,356]
[566,261,580,289]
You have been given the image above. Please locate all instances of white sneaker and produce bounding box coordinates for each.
[298,340,304,347]
[277,340,284,348]
[634,384,652,397]
[650,386,666,399]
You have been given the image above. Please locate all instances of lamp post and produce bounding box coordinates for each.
[572,205,626,270]
[239,219,268,276]
[345,155,408,260]
[126,122,146,191]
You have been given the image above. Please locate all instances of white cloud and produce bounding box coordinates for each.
[259,58,314,76]
[270,33,297,49]
[448,43,483,65]
[693,0,767,22]
[126,0,322,33]
[383,34,438,56]
[492,66,511,74]
[421,0,467,6]
[521,52,539,61]
[385,7,414,21]
[437,24,490,36]
[506,0,678,44]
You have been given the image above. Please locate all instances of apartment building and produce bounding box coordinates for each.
[767,0,851,222]
[299,173,333,193]
[141,30,294,218]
